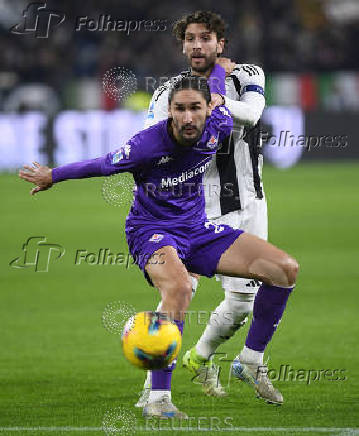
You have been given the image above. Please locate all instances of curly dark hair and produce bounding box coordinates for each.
[173,10,227,43]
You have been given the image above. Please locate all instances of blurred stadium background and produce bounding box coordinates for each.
[1,0,358,434]
[0,0,359,169]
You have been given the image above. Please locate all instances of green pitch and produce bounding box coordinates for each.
[1,163,358,436]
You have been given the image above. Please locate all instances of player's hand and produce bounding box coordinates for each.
[210,93,225,110]
[216,57,236,76]
[19,162,53,196]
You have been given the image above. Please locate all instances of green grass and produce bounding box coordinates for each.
[1,163,359,435]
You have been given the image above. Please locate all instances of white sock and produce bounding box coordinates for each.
[190,276,199,298]
[148,389,171,403]
[239,345,264,365]
[195,291,254,360]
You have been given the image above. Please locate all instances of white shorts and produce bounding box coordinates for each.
[212,196,268,294]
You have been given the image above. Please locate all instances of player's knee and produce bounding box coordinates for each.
[280,256,299,286]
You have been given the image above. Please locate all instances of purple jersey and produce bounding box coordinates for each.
[52,106,233,226]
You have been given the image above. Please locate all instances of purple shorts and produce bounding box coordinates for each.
[125,220,244,285]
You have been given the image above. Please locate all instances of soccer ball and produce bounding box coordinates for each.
[121,311,182,370]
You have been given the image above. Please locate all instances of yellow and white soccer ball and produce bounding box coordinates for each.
[121,311,182,370]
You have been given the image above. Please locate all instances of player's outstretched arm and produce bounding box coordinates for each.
[19,132,159,195]
[19,156,108,196]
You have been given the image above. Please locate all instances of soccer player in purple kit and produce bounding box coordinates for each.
[140,10,289,409]
[19,67,299,418]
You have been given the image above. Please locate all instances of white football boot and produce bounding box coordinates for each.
[231,356,283,405]
[142,393,188,419]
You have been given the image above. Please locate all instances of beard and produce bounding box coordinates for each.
[171,119,204,147]
[190,52,217,74]
[179,126,202,146]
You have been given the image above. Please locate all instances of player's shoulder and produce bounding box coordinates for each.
[126,120,168,160]
[228,63,265,93]
[231,63,264,78]
[132,120,167,144]
[152,70,191,102]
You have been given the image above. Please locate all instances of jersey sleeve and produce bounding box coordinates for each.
[52,129,157,183]
[193,105,233,154]
[102,129,157,175]
[144,85,170,128]
[224,64,265,127]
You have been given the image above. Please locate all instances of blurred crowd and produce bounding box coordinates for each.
[0,0,358,111]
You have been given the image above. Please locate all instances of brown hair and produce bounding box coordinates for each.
[168,76,211,105]
[173,10,227,43]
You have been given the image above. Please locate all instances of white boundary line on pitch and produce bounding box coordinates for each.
[0,427,358,433]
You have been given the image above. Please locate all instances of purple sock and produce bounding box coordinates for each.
[151,319,184,391]
[245,283,294,352]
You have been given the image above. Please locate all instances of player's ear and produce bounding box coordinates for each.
[217,38,225,55]
[206,103,213,116]
[182,43,185,54]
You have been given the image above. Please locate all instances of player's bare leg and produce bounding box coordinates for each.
[183,233,298,403]
[216,233,298,286]
[214,233,299,404]
[146,245,193,321]
[136,271,199,408]
[141,245,191,419]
